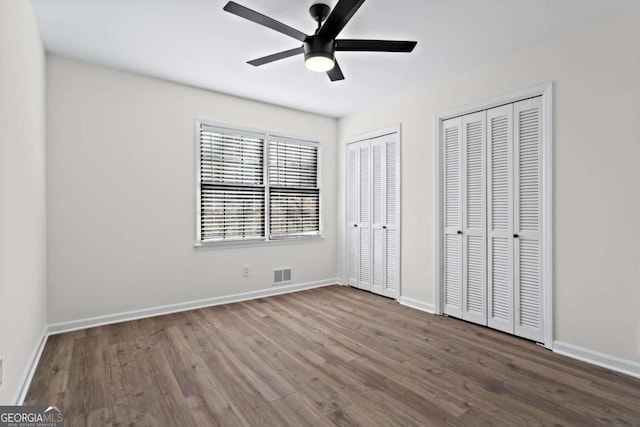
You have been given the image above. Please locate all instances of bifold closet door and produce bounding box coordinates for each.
[513,97,544,342]
[462,112,487,325]
[487,103,515,334]
[347,134,401,298]
[443,112,487,323]
[442,117,463,317]
[346,143,359,287]
[370,134,400,298]
[486,98,544,340]
[383,134,400,299]
[371,138,385,296]
[357,141,372,291]
[441,97,545,342]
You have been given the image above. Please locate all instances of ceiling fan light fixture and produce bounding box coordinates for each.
[304,52,335,72]
[303,37,336,72]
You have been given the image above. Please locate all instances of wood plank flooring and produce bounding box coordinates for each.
[26,286,640,426]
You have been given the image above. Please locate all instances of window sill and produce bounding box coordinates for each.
[194,235,325,250]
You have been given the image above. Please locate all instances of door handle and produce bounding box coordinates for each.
[457,230,462,235]
[514,234,519,238]
[354,224,358,227]
[382,226,387,229]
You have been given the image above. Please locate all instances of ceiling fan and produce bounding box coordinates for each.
[223,0,417,81]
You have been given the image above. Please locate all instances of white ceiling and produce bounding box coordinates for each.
[32,0,640,118]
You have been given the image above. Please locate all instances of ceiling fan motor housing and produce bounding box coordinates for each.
[303,36,335,62]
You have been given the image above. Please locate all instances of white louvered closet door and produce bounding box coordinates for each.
[514,97,544,342]
[346,132,401,300]
[383,134,400,299]
[443,117,463,318]
[462,112,487,325]
[369,134,400,298]
[487,104,515,334]
[440,96,547,344]
[357,141,372,292]
[370,137,385,296]
[346,143,359,287]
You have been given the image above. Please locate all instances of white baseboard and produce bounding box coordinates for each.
[399,296,435,314]
[553,341,640,379]
[12,326,49,405]
[48,279,340,336]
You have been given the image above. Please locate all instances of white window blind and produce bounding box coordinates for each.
[268,139,320,238]
[199,126,265,241]
[198,123,320,244]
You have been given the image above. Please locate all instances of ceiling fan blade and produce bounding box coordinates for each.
[327,60,345,82]
[248,47,304,66]
[223,2,307,42]
[335,39,417,52]
[318,0,366,40]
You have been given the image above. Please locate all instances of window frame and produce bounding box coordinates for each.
[195,119,323,247]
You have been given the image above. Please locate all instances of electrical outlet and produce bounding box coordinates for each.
[242,265,250,278]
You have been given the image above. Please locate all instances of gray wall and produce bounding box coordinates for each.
[0,1,47,404]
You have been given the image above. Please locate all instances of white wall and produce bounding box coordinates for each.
[0,1,47,404]
[46,56,338,324]
[338,8,640,365]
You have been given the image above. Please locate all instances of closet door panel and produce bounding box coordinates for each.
[385,229,399,298]
[370,139,385,296]
[358,141,372,291]
[346,144,359,286]
[514,97,544,342]
[348,226,359,286]
[371,229,384,294]
[487,104,514,334]
[443,117,463,318]
[462,111,487,325]
[384,134,400,299]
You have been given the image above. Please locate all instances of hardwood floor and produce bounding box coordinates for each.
[26,286,640,426]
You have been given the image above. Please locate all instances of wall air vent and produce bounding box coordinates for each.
[273,268,292,285]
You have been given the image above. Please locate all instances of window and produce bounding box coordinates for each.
[268,138,320,237]
[197,122,321,244]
